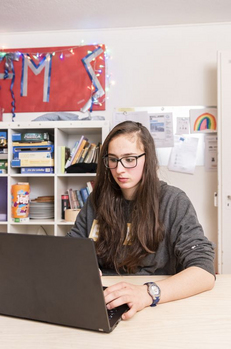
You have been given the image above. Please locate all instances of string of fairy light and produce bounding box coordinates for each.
[0,41,115,109]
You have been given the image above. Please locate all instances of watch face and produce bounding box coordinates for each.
[150,284,160,296]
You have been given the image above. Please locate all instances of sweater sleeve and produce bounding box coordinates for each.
[168,191,215,276]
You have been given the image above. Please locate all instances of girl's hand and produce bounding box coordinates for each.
[104,282,152,320]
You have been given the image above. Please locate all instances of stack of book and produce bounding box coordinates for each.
[64,180,95,212]
[0,131,8,174]
[10,132,54,174]
[65,135,101,170]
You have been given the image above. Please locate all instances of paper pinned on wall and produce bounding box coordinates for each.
[112,110,150,130]
[204,134,217,172]
[190,108,217,133]
[149,113,174,148]
[168,135,199,174]
[176,117,190,135]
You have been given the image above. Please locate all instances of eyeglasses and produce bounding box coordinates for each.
[103,153,145,169]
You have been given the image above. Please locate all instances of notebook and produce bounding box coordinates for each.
[0,233,129,333]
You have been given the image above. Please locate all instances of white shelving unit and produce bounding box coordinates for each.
[0,120,109,237]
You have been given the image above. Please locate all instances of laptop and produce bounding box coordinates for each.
[0,233,129,333]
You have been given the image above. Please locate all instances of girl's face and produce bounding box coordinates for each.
[107,133,145,200]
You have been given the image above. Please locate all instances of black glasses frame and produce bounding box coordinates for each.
[103,153,145,169]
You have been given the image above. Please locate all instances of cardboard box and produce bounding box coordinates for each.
[64,209,80,222]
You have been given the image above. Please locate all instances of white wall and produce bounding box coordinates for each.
[3,23,231,113]
[2,23,231,269]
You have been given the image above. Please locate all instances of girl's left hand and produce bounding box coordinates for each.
[104,282,152,320]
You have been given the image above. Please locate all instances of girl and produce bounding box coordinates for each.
[67,121,215,320]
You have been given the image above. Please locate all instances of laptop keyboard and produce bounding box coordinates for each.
[107,307,118,320]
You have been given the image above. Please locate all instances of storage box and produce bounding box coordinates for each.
[64,209,80,222]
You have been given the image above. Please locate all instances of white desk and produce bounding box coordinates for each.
[1,275,231,349]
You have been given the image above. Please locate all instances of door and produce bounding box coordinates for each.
[218,50,231,273]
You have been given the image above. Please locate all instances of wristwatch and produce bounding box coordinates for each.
[144,282,161,307]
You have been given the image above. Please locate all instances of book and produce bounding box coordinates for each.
[17,151,53,160]
[0,160,7,169]
[20,167,54,174]
[76,190,84,208]
[12,132,52,142]
[58,146,70,173]
[80,187,89,203]
[86,180,94,194]
[71,136,89,165]
[0,132,7,147]
[92,142,101,163]
[67,188,74,209]
[65,141,79,168]
[0,131,7,138]
[84,143,96,163]
[67,188,79,210]
[78,142,91,163]
[72,190,81,209]
[0,154,8,160]
[12,141,53,146]
[0,160,7,173]
[11,158,54,167]
[13,144,54,157]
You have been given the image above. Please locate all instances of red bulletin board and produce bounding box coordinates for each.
[0,44,106,114]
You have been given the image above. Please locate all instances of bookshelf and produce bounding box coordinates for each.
[0,120,109,236]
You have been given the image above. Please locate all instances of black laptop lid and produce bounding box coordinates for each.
[0,233,116,332]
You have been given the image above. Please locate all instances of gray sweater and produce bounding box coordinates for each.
[67,181,215,276]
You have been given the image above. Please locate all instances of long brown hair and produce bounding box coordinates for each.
[92,121,164,273]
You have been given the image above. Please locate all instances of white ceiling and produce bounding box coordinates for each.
[1,0,231,34]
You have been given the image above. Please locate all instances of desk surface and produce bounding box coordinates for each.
[1,274,231,349]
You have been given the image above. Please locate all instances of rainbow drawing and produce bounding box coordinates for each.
[193,112,217,131]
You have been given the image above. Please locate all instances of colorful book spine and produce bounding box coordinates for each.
[20,167,54,174]
[72,190,81,209]
[63,147,70,173]
[76,190,84,208]
[65,141,79,168]
[12,132,52,142]
[67,188,74,209]
[17,152,53,160]
[70,136,88,165]
[84,143,96,163]
[11,158,54,167]
[80,187,89,203]
[0,132,7,147]
[0,160,7,169]
[0,154,8,160]
[13,144,54,157]
[12,141,52,146]
[78,143,91,163]
[0,132,7,138]
[57,146,70,174]
[0,160,7,174]
[67,188,80,210]
[71,139,89,165]
[86,181,94,193]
